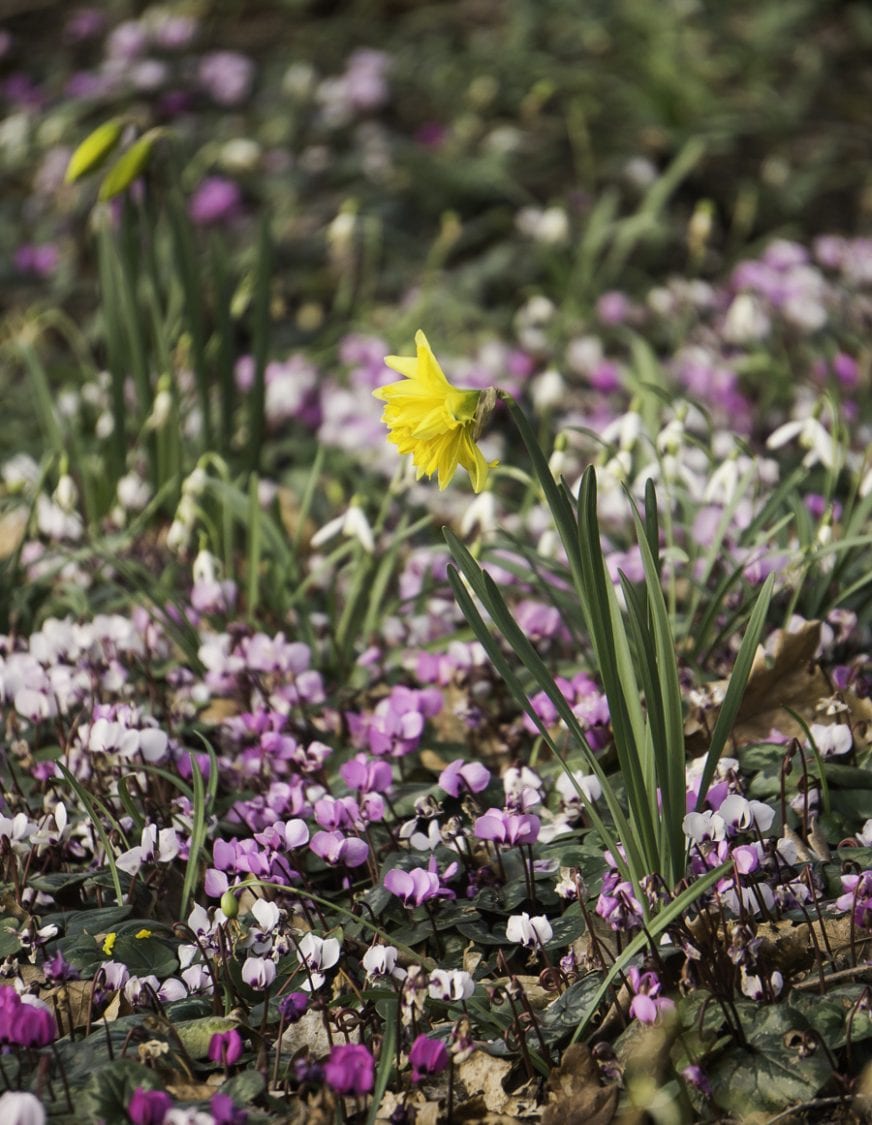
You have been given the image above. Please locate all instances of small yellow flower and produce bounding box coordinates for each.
[102,932,116,956]
[373,331,497,492]
[134,928,153,939]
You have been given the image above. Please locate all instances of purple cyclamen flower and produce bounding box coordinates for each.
[128,1088,174,1125]
[474,808,540,846]
[208,1027,243,1066]
[11,1002,56,1048]
[309,830,369,868]
[189,177,242,226]
[438,759,490,797]
[278,991,309,1023]
[210,1092,248,1125]
[836,871,872,928]
[198,51,254,106]
[409,1034,450,1082]
[324,1042,374,1096]
[682,1064,712,1097]
[626,967,675,1025]
[595,874,645,933]
[14,244,59,278]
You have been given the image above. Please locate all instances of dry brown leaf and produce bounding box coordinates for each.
[687,620,872,750]
[457,1051,513,1114]
[199,697,241,724]
[419,748,452,773]
[541,1043,617,1125]
[166,1082,217,1100]
[281,1008,358,1059]
[492,975,552,1011]
[277,486,315,546]
[377,1090,444,1125]
[44,981,95,1035]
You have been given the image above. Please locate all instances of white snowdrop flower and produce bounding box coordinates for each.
[428,968,474,1001]
[531,369,565,412]
[624,156,657,189]
[722,293,771,344]
[2,453,40,490]
[565,335,603,376]
[704,455,742,505]
[116,471,151,511]
[600,411,642,452]
[657,417,686,457]
[537,528,560,560]
[166,519,190,553]
[766,416,835,471]
[506,912,552,948]
[310,498,374,554]
[282,61,316,99]
[36,495,82,541]
[220,137,261,172]
[460,490,497,537]
[53,474,78,513]
[809,722,852,759]
[146,385,173,431]
[193,549,219,587]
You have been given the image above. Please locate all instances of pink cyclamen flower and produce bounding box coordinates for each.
[208,1027,243,1066]
[340,753,393,793]
[384,859,456,908]
[438,759,490,797]
[128,1088,174,1125]
[474,808,540,846]
[189,177,241,226]
[409,1034,449,1082]
[324,1042,374,1096]
[626,967,674,1025]
[309,830,369,868]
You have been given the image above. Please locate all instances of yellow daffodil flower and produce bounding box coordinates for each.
[373,330,497,492]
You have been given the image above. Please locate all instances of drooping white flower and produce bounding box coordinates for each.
[506,912,553,948]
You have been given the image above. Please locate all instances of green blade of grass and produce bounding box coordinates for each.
[694,572,774,814]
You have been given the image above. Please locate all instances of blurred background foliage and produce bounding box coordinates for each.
[1,0,870,461]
